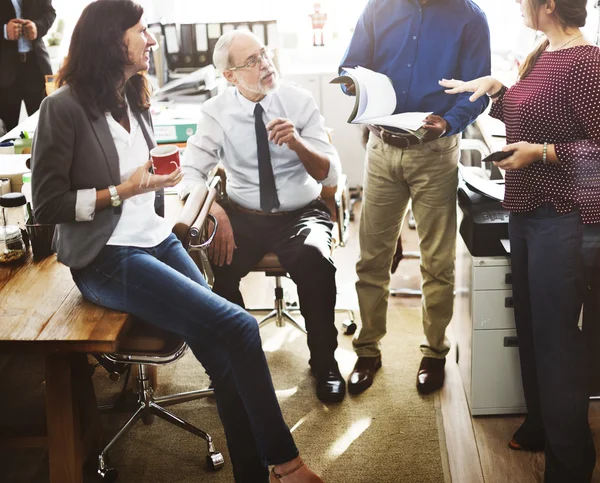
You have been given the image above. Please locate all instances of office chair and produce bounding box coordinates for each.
[247,174,357,335]
[96,180,224,482]
[211,168,356,335]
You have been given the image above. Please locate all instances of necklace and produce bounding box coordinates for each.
[550,33,584,51]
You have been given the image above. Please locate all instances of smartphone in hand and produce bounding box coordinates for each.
[482,150,515,163]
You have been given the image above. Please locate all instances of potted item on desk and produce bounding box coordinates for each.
[0,193,29,264]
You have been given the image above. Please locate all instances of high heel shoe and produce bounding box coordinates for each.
[508,437,545,452]
[269,459,323,482]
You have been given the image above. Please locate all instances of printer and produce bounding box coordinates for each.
[457,178,509,257]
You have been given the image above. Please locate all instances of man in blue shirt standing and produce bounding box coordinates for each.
[0,0,55,132]
[340,0,491,395]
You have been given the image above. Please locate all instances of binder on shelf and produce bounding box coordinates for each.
[251,22,266,45]
[180,24,195,68]
[266,20,279,48]
[207,23,221,66]
[221,23,235,35]
[163,23,180,70]
[194,23,210,67]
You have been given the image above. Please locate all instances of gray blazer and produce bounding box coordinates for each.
[31,85,158,269]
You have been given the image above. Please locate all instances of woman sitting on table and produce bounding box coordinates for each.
[440,0,599,481]
[30,1,322,482]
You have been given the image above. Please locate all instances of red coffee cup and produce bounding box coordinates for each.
[150,145,180,175]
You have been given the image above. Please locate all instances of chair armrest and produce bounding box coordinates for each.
[320,174,349,247]
[188,176,220,252]
[172,184,209,246]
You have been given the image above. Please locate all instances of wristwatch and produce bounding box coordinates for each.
[108,185,122,213]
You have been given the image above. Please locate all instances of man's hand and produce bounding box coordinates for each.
[22,20,38,41]
[6,19,24,41]
[421,114,448,141]
[343,82,356,95]
[208,203,236,266]
[493,142,540,171]
[266,118,302,150]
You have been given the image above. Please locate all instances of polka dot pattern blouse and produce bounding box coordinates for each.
[489,45,600,224]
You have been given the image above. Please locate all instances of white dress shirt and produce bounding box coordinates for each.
[180,82,341,212]
[74,103,172,247]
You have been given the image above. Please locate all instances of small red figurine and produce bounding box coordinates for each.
[309,3,327,47]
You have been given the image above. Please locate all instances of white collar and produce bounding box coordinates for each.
[235,88,274,117]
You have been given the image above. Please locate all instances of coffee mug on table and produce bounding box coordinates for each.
[150,145,180,175]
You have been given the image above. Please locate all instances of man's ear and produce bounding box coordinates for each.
[223,70,236,84]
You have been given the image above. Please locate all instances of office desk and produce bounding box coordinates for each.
[0,193,184,483]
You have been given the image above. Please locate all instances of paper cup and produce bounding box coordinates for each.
[150,145,180,175]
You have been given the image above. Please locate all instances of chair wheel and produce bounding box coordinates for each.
[98,467,118,482]
[142,410,155,425]
[206,452,225,471]
[342,320,357,335]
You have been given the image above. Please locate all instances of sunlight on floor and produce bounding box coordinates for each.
[328,418,372,458]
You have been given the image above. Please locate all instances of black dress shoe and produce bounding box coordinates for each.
[416,357,445,394]
[315,366,346,403]
[348,355,382,395]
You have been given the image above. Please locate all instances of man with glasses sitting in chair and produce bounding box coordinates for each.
[179,30,345,403]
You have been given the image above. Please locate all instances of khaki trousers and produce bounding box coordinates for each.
[354,132,460,359]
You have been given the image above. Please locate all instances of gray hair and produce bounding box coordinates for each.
[212,30,259,73]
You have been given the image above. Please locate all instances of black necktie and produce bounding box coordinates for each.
[254,103,280,212]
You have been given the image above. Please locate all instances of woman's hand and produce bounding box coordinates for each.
[439,76,503,102]
[121,160,183,199]
[493,142,541,171]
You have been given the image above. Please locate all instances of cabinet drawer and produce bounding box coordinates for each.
[473,264,512,290]
[472,290,515,330]
[470,329,526,415]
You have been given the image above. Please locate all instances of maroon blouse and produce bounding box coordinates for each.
[489,45,600,224]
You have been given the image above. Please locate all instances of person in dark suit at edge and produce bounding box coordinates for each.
[0,0,55,132]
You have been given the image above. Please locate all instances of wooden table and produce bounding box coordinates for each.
[0,192,186,483]
[0,252,130,483]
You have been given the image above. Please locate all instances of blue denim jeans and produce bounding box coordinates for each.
[509,204,595,482]
[71,233,298,482]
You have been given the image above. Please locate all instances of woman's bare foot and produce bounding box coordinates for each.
[271,456,323,482]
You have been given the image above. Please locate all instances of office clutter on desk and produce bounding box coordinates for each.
[458,166,509,257]
[0,154,30,194]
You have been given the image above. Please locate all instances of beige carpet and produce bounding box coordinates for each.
[0,216,449,482]
[0,306,448,483]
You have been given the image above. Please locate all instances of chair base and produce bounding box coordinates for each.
[97,364,224,480]
[250,276,357,335]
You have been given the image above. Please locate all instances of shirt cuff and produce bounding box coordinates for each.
[75,188,97,221]
[4,25,8,41]
[320,157,340,187]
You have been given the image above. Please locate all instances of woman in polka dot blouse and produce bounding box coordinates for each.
[440,0,599,481]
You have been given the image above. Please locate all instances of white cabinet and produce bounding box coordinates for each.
[286,72,366,189]
[453,235,527,415]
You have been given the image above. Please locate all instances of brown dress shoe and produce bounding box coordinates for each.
[348,355,382,395]
[416,357,446,394]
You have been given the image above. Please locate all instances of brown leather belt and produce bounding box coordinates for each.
[368,124,426,149]
[230,199,291,217]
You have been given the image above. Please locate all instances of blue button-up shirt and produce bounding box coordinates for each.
[339,0,491,136]
[3,0,32,53]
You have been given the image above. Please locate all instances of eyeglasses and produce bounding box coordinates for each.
[229,49,274,71]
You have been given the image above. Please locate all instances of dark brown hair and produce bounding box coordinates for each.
[519,0,588,79]
[56,0,151,119]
